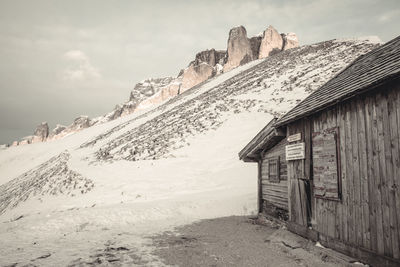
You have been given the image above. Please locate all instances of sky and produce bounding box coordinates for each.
[0,0,399,144]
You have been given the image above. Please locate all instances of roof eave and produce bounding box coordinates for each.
[239,128,286,162]
[275,73,400,127]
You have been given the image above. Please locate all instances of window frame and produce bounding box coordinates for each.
[312,127,342,201]
[268,157,280,183]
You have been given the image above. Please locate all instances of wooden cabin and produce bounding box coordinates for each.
[240,35,400,266]
[239,118,289,220]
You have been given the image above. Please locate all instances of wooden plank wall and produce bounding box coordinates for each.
[288,83,400,259]
[261,138,288,210]
[287,119,311,227]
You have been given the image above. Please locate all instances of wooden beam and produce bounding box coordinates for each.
[258,159,262,214]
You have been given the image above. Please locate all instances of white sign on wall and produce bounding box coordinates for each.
[285,142,305,161]
[287,133,302,142]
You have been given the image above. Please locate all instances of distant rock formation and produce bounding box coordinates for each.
[19,136,34,145]
[249,36,262,59]
[223,26,254,72]
[222,25,299,71]
[127,77,181,111]
[34,122,49,142]
[259,25,284,58]
[69,116,92,131]
[51,124,67,137]
[135,79,181,110]
[194,49,226,67]
[282,33,299,50]
[10,24,299,147]
[180,49,226,91]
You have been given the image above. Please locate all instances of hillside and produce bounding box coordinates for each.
[7,25,298,147]
[0,38,379,266]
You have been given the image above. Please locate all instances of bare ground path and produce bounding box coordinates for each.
[1,216,365,266]
[150,216,362,267]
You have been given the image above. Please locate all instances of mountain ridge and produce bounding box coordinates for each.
[6,25,300,147]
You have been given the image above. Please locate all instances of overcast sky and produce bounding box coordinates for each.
[0,0,399,144]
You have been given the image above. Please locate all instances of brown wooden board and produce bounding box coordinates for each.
[312,127,341,200]
[387,88,400,259]
[376,92,392,256]
[364,96,377,252]
[338,104,348,243]
[371,95,385,255]
[356,97,370,249]
[258,160,262,213]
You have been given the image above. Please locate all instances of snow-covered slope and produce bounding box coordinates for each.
[0,39,379,266]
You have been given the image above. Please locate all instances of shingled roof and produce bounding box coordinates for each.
[239,118,286,162]
[275,35,400,127]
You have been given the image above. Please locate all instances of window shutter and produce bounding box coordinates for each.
[312,127,341,200]
[268,157,280,183]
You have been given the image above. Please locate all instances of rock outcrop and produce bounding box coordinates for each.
[34,122,49,142]
[19,136,34,145]
[249,36,262,59]
[194,49,226,67]
[135,80,181,111]
[181,63,213,91]
[180,49,226,91]
[259,25,284,58]
[222,25,299,72]
[69,116,92,131]
[223,26,254,72]
[130,77,174,102]
[46,124,68,141]
[51,124,67,136]
[282,33,299,50]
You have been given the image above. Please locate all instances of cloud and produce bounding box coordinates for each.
[64,50,88,61]
[62,50,101,82]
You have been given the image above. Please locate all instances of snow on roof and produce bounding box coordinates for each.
[276,35,400,127]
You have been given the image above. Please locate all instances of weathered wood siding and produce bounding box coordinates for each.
[287,81,400,259]
[286,118,312,227]
[260,138,288,211]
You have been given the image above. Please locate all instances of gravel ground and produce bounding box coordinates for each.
[150,216,359,267]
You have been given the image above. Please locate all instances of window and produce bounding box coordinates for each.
[268,157,280,183]
[312,127,341,200]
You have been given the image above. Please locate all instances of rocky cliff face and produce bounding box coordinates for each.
[11,24,299,147]
[282,33,299,50]
[194,49,226,67]
[249,36,262,59]
[223,26,254,72]
[259,25,284,58]
[222,25,299,71]
[127,77,181,111]
[180,49,226,91]
[34,122,49,142]
[51,124,67,137]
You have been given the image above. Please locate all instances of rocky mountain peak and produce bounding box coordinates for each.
[259,25,284,58]
[282,33,299,50]
[223,25,254,72]
[34,122,49,141]
[194,49,226,67]
[180,49,227,91]
[9,24,300,147]
[50,124,67,137]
